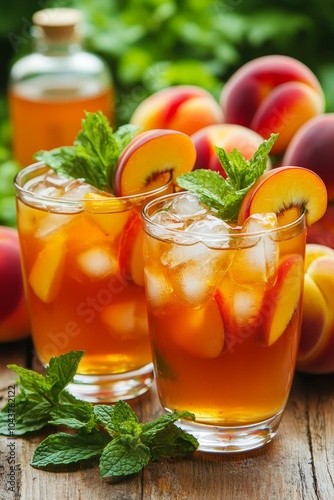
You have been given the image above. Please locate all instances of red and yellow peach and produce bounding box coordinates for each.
[130,85,224,136]
[297,244,334,373]
[0,226,30,342]
[191,124,271,175]
[220,55,325,155]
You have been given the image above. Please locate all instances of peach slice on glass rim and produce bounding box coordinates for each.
[113,129,196,196]
[238,166,327,227]
[255,254,304,346]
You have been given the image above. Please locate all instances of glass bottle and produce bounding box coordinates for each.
[8,8,114,167]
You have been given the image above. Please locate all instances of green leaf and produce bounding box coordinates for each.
[0,397,52,435]
[176,169,228,213]
[110,401,141,437]
[49,401,94,430]
[144,424,199,461]
[99,436,151,478]
[93,405,114,428]
[7,365,49,394]
[141,410,195,438]
[34,112,138,192]
[46,350,85,399]
[32,430,111,467]
[176,133,278,222]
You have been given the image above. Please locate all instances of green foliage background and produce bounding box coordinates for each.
[1,0,333,226]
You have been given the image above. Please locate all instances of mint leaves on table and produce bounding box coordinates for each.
[0,351,198,478]
[34,111,139,193]
[176,133,278,222]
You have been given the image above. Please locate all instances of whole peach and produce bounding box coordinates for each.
[282,113,334,201]
[191,124,271,176]
[0,226,30,342]
[297,245,334,373]
[220,55,325,155]
[130,85,224,136]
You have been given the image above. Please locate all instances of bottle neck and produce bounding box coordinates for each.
[33,37,82,56]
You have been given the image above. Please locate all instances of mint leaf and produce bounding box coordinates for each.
[34,112,138,192]
[0,350,199,480]
[49,401,94,430]
[46,350,84,399]
[7,365,48,395]
[176,133,278,222]
[32,430,111,467]
[141,410,198,460]
[100,436,151,478]
[93,405,114,428]
[109,401,141,437]
[145,424,199,461]
[176,169,228,214]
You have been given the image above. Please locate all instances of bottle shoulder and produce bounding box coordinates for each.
[10,50,111,83]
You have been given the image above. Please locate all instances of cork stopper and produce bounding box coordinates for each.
[32,8,83,42]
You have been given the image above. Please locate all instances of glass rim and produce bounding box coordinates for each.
[14,161,174,207]
[142,191,306,241]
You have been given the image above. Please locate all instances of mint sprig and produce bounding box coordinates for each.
[0,351,198,478]
[34,111,139,192]
[176,133,278,222]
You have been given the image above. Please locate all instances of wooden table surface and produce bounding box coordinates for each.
[1,338,333,500]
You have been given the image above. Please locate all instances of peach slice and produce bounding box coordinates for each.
[84,192,129,237]
[118,210,145,286]
[238,166,327,227]
[256,254,304,346]
[304,243,334,270]
[170,298,225,358]
[113,129,196,196]
[297,256,334,373]
[29,233,66,303]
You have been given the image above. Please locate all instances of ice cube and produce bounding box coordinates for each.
[165,193,208,219]
[186,214,232,248]
[144,268,173,309]
[232,284,265,339]
[230,213,279,284]
[77,247,117,278]
[151,210,184,229]
[35,213,75,239]
[63,179,99,200]
[169,245,234,307]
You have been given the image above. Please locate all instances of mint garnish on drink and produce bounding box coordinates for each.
[176,133,278,222]
[0,351,198,478]
[34,111,139,193]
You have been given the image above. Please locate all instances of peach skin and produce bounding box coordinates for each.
[220,55,325,155]
[0,226,30,342]
[130,85,224,136]
[297,252,334,373]
[237,166,327,227]
[191,124,271,176]
[114,129,196,196]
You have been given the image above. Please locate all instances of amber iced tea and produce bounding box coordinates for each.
[142,193,306,451]
[14,163,172,402]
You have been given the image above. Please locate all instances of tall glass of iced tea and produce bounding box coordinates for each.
[14,162,173,402]
[142,191,307,452]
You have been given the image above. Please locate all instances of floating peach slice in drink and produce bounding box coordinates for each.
[118,210,145,286]
[29,233,66,303]
[84,192,129,237]
[255,254,304,346]
[113,129,196,196]
[238,166,327,227]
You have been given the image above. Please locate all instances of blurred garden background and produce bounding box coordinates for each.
[1,0,334,227]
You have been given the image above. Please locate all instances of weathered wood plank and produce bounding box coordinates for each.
[1,343,334,500]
